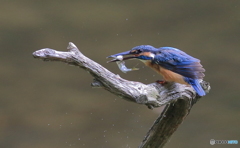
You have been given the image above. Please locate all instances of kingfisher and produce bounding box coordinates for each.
[107,45,206,96]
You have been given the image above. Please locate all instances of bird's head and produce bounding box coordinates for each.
[107,45,157,62]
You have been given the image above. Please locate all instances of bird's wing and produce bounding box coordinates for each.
[153,47,205,79]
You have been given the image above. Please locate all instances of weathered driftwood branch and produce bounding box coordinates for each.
[32,42,210,148]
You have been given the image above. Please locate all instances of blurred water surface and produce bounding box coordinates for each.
[0,0,240,148]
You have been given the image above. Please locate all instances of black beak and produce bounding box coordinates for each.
[107,51,136,63]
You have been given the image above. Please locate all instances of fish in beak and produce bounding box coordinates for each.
[107,51,139,73]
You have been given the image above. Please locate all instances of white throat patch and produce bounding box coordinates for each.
[149,53,155,58]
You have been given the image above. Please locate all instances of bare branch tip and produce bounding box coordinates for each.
[32,48,55,59]
[67,42,78,51]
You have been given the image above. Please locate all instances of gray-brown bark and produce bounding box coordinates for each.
[32,42,210,148]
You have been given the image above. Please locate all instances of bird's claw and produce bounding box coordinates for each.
[156,80,168,85]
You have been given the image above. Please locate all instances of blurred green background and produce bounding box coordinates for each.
[1,0,239,148]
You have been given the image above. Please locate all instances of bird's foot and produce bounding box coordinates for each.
[156,80,168,85]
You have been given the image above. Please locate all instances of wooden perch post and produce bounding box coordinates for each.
[32,42,210,148]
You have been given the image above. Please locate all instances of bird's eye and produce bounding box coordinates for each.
[131,49,142,54]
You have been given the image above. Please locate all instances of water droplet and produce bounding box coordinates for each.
[78,138,80,140]
[126,18,128,20]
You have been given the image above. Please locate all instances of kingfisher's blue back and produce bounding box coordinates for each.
[152,47,205,96]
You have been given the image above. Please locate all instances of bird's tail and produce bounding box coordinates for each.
[184,78,206,96]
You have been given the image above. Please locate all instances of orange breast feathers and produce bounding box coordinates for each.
[138,52,155,58]
[143,61,188,85]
